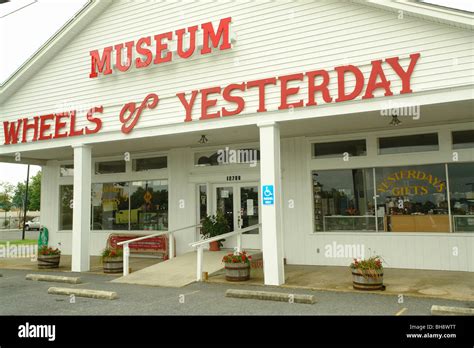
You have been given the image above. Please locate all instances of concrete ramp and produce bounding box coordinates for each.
[112,250,228,287]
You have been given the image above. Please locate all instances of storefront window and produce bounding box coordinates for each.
[133,156,167,172]
[452,130,474,149]
[59,185,73,230]
[448,163,474,232]
[378,133,439,154]
[312,169,378,232]
[130,180,168,231]
[95,160,126,174]
[313,140,366,158]
[91,183,130,231]
[375,164,448,232]
[60,164,74,177]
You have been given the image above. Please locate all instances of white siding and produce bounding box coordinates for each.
[1,0,473,147]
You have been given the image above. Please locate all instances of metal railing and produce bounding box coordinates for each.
[189,223,261,282]
[117,223,201,276]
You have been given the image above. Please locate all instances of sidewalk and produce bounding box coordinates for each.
[207,265,474,302]
[0,255,158,275]
[2,254,472,302]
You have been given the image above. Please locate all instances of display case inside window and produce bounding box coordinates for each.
[375,164,448,232]
[312,169,377,232]
[91,183,130,231]
[130,180,168,231]
[449,162,474,232]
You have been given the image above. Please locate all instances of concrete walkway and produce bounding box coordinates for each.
[208,264,474,302]
[0,255,158,275]
[112,250,228,287]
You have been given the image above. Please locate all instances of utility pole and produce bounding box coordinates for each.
[21,165,30,240]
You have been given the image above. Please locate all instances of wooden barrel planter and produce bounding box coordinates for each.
[225,262,250,281]
[103,257,123,274]
[37,255,60,269]
[351,269,384,290]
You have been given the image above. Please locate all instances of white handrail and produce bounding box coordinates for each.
[189,223,261,282]
[119,223,201,276]
[189,224,261,247]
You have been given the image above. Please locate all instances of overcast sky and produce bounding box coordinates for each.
[0,0,472,185]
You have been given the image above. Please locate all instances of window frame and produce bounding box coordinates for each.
[377,133,439,155]
[311,139,367,159]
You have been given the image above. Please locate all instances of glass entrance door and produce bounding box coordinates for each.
[215,186,234,233]
[238,185,261,249]
[213,183,261,250]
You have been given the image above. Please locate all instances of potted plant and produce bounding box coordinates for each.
[350,255,384,290]
[37,246,61,269]
[222,251,252,281]
[200,212,229,251]
[101,247,123,274]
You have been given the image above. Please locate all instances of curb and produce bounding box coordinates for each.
[26,274,81,284]
[47,287,118,300]
[225,288,316,304]
[431,305,474,316]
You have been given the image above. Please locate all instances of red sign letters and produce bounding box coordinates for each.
[89,17,232,78]
[2,51,421,145]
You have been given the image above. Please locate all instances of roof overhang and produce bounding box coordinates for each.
[0,0,112,103]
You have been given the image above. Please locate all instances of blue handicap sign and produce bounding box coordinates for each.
[262,185,274,205]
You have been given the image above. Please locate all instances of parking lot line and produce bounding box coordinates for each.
[395,307,407,316]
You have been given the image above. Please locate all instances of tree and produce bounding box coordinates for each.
[12,182,26,209]
[12,171,42,211]
[0,182,14,212]
[29,171,41,211]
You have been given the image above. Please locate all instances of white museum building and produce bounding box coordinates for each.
[0,0,473,285]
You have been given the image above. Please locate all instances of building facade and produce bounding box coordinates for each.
[0,0,473,285]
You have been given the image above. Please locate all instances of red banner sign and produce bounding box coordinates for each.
[108,234,168,252]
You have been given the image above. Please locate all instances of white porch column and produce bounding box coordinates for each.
[258,121,285,285]
[71,144,92,272]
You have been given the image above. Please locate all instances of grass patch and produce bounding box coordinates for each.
[0,239,36,245]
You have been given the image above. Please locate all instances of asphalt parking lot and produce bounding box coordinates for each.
[0,269,471,315]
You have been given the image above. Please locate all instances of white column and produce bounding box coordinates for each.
[71,144,92,272]
[258,121,285,285]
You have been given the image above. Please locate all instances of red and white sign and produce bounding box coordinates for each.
[107,233,173,259]
[89,17,233,78]
[1,32,420,145]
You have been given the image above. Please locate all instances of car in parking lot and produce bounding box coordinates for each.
[25,217,41,231]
